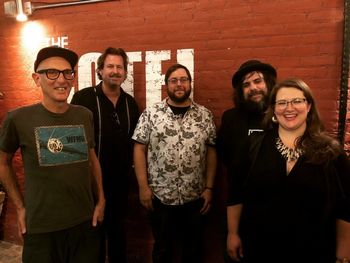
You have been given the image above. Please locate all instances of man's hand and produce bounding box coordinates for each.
[92,200,105,227]
[139,185,154,211]
[17,207,26,240]
[227,232,243,261]
[200,188,212,214]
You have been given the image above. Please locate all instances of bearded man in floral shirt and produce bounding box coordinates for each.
[133,63,217,263]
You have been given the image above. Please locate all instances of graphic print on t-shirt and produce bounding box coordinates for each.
[248,129,263,136]
[35,125,88,166]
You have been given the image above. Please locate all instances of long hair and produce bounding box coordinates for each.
[234,70,276,108]
[263,78,342,164]
[96,47,128,80]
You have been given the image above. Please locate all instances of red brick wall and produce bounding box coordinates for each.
[0,0,348,261]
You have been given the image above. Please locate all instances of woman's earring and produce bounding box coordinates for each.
[272,115,278,123]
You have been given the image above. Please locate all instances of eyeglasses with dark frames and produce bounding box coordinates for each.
[36,68,75,80]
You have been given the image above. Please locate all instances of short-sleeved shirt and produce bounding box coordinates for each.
[71,83,139,167]
[132,99,216,205]
[0,103,95,234]
[71,83,140,189]
[216,108,264,204]
[216,108,264,168]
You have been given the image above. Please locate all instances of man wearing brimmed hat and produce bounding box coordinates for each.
[0,46,105,263]
[216,59,277,262]
[232,60,276,113]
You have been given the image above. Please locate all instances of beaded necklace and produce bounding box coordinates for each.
[275,137,303,163]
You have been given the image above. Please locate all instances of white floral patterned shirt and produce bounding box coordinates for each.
[132,99,216,205]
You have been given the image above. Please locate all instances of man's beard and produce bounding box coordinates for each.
[167,88,191,103]
[242,91,269,113]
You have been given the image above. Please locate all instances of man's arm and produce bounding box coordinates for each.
[336,219,350,262]
[227,204,243,261]
[89,148,105,226]
[133,142,153,210]
[200,146,217,214]
[0,151,26,237]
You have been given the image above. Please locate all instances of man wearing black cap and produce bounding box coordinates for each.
[216,60,277,261]
[0,46,105,263]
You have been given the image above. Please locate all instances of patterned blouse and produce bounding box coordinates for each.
[132,99,216,205]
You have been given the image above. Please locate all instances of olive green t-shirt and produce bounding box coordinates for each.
[0,103,95,234]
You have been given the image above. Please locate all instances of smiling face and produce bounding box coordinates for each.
[32,56,73,108]
[99,54,127,89]
[241,71,269,112]
[166,68,192,106]
[274,87,311,134]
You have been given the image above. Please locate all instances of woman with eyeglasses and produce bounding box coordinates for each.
[226,78,350,263]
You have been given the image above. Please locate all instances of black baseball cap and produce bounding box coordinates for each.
[34,46,78,72]
[232,60,276,89]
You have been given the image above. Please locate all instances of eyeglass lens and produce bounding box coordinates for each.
[37,69,75,80]
[168,77,190,84]
[275,98,306,109]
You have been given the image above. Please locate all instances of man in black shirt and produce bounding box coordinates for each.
[217,60,277,166]
[216,60,277,261]
[71,47,139,263]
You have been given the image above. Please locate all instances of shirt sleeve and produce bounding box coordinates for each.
[131,108,151,145]
[226,148,250,206]
[206,110,217,147]
[0,112,20,154]
[86,110,95,149]
[226,132,265,206]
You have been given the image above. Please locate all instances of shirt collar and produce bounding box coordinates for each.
[161,98,198,111]
[95,81,126,99]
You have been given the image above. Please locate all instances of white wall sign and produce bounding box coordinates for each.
[76,49,194,107]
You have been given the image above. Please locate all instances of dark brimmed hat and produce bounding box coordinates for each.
[34,46,78,72]
[232,60,277,89]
